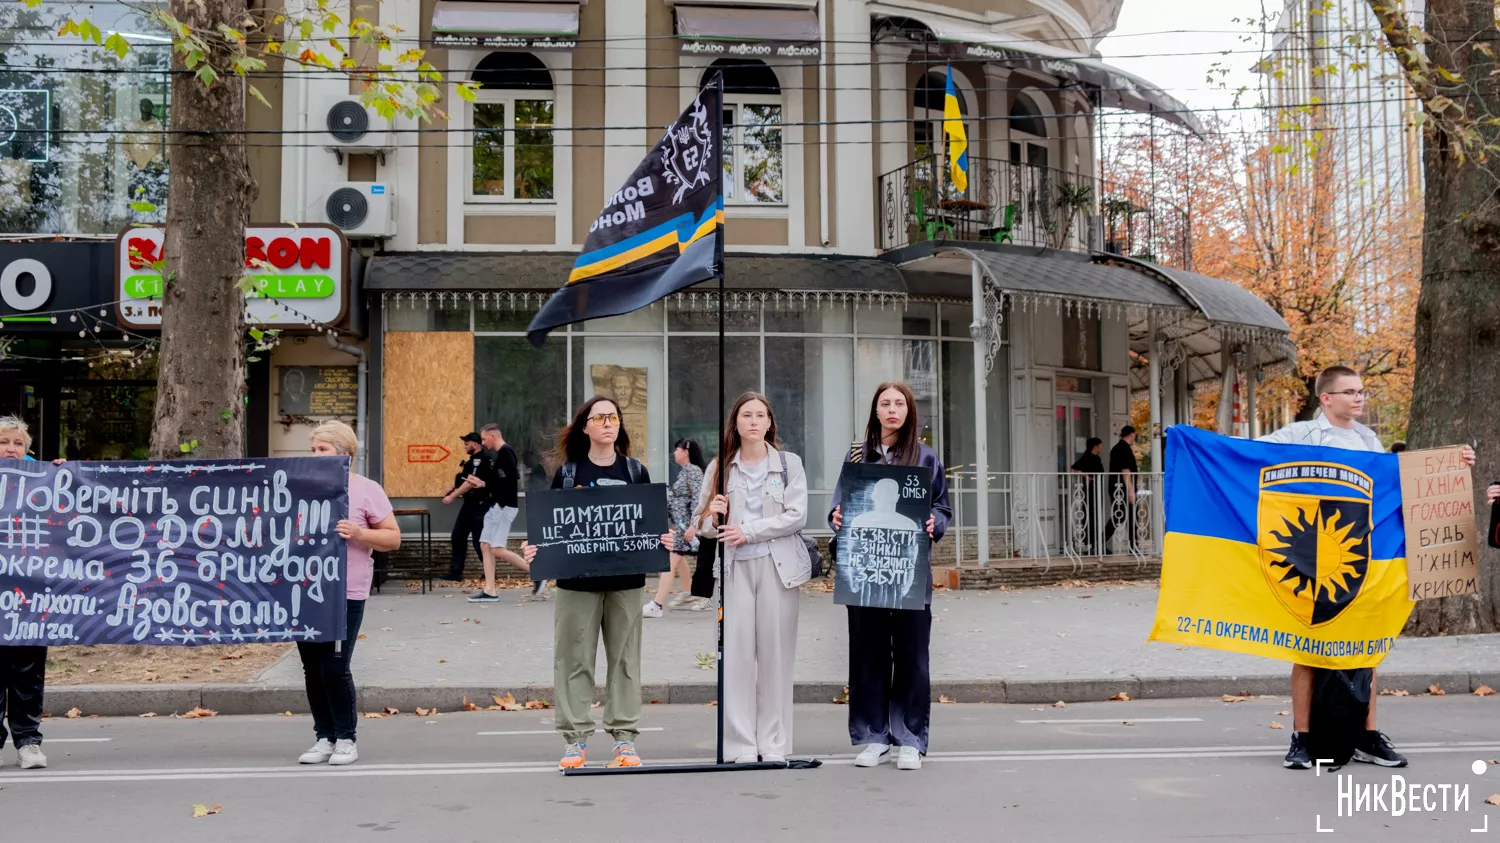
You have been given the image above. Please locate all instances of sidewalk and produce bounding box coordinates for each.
[45,581,1500,716]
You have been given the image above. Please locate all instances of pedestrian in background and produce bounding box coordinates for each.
[441,432,486,582]
[645,438,707,616]
[522,397,649,770]
[469,424,545,601]
[829,383,951,771]
[0,415,47,770]
[685,392,810,763]
[299,420,401,768]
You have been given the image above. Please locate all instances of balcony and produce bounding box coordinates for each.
[877,155,1192,268]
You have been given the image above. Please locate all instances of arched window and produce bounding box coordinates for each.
[1008,95,1048,169]
[702,59,783,204]
[470,52,554,201]
[912,69,973,196]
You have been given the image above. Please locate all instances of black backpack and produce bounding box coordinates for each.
[560,456,644,487]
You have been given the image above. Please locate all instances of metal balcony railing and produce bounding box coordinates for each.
[878,155,1192,268]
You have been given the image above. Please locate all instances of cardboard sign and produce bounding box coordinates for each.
[1398,446,1480,600]
[526,484,670,580]
[0,457,349,646]
[833,462,932,610]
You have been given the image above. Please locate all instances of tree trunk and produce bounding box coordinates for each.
[149,0,258,460]
[1404,0,1500,635]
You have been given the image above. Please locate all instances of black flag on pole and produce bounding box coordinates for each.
[528,79,724,346]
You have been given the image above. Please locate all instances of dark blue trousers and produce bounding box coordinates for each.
[847,605,931,754]
[0,645,45,748]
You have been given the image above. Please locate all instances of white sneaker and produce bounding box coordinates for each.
[761,753,786,764]
[329,739,358,766]
[17,744,46,769]
[896,746,922,770]
[298,738,334,765]
[642,601,663,618]
[853,744,890,767]
[686,596,714,612]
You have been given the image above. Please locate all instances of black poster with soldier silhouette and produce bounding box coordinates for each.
[833,463,932,610]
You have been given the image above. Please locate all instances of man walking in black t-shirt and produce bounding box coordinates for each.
[468,424,545,602]
[1105,425,1140,553]
[441,432,487,582]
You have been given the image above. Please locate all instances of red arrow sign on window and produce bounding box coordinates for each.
[407,444,452,463]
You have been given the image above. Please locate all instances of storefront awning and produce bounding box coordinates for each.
[431,1,580,51]
[676,5,821,58]
[874,13,1205,136]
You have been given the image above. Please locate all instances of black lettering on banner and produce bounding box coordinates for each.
[0,457,349,647]
[526,484,670,581]
[833,462,933,611]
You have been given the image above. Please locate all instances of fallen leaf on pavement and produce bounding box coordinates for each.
[525,700,551,710]
[1110,693,1131,702]
[1277,710,1290,716]
[1221,695,1249,703]
[416,707,435,716]
[191,804,222,819]
[381,627,393,632]
[438,659,448,664]
[833,685,850,705]
[362,712,386,719]
[462,697,480,712]
[384,707,399,715]
[180,706,218,719]
[283,712,294,717]
[357,634,367,640]
[1380,689,1410,697]
[1051,701,1067,708]
[707,701,718,706]
[492,693,526,711]
[1123,721,1134,727]
[64,707,81,719]
[1428,684,1446,696]
[1476,686,1496,697]
[1487,794,1500,807]
[138,712,157,718]
[695,653,716,671]
[1269,722,1285,730]
[938,695,955,704]
[425,720,438,725]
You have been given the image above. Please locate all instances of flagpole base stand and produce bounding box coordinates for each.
[562,758,821,777]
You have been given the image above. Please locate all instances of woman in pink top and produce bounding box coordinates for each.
[298,421,400,767]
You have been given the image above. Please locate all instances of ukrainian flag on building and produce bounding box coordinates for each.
[529,79,724,346]
[1148,425,1413,669]
[943,65,968,193]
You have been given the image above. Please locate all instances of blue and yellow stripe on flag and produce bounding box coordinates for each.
[1149,425,1413,669]
[943,65,968,193]
[529,78,724,346]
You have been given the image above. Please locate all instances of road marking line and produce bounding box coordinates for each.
[1016,717,1205,724]
[478,727,666,737]
[40,738,113,743]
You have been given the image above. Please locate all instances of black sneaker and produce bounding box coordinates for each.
[466,590,501,603]
[1284,732,1313,769]
[1353,730,1408,768]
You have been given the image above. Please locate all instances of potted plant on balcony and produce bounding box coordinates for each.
[1049,182,1093,250]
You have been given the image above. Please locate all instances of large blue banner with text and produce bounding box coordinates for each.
[0,457,349,646]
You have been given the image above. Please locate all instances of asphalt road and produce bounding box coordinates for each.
[3,695,1499,841]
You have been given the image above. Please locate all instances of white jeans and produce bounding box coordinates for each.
[723,553,800,760]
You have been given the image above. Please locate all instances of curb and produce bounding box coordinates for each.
[39,671,1486,717]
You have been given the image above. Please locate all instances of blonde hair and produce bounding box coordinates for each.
[0,415,31,449]
[310,420,358,459]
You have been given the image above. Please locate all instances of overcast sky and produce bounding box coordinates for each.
[1097,0,1277,118]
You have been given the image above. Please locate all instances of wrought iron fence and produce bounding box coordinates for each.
[878,155,1191,268]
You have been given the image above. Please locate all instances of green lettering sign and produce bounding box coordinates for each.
[124,276,164,299]
[248,275,337,299]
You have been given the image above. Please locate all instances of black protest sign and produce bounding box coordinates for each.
[527,484,670,580]
[0,457,349,646]
[834,462,932,610]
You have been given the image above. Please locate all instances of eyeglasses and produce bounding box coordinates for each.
[588,413,621,426]
[1326,389,1366,398]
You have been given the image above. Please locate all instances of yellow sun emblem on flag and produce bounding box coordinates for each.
[1258,493,1371,627]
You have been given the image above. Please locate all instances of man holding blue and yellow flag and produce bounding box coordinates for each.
[943,65,967,194]
[1151,365,1474,772]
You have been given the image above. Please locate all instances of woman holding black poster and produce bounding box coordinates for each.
[830,382,952,771]
[679,392,811,763]
[521,396,650,771]
[299,421,401,768]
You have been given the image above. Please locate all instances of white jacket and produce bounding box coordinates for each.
[696,447,811,589]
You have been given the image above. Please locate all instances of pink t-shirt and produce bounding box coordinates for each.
[345,473,393,601]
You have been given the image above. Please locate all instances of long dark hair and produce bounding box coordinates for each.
[549,395,632,468]
[861,381,922,466]
[674,438,707,471]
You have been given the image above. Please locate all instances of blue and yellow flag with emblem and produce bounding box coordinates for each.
[943,65,968,193]
[1149,425,1413,669]
[528,79,724,346]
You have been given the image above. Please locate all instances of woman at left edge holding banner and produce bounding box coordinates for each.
[301,420,400,767]
[0,416,47,769]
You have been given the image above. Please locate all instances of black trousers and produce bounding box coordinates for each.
[690,536,718,599]
[0,645,46,749]
[847,605,932,754]
[297,600,366,743]
[447,504,484,578]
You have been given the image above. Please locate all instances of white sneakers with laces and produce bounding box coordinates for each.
[17,744,47,769]
[298,738,335,765]
[329,739,359,766]
[853,744,890,767]
[896,746,922,770]
[642,601,664,618]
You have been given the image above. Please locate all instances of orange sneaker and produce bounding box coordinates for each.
[608,741,641,768]
[559,743,586,770]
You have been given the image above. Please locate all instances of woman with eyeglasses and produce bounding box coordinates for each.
[522,396,650,771]
[672,391,811,763]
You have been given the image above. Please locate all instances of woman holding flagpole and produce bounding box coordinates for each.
[830,383,952,771]
[676,392,810,763]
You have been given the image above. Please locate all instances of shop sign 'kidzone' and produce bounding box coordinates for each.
[115,225,348,329]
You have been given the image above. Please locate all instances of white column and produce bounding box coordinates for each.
[603,0,648,199]
[831,0,874,254]
[970,257,990,566]
[1148,315,1163,542]
[875,43,911,181]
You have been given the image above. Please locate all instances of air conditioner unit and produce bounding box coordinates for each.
[321,183,397,238]
[316,93,394,161]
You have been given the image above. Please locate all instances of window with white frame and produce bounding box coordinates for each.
[469,52,554,202]
[702,60,783,205]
